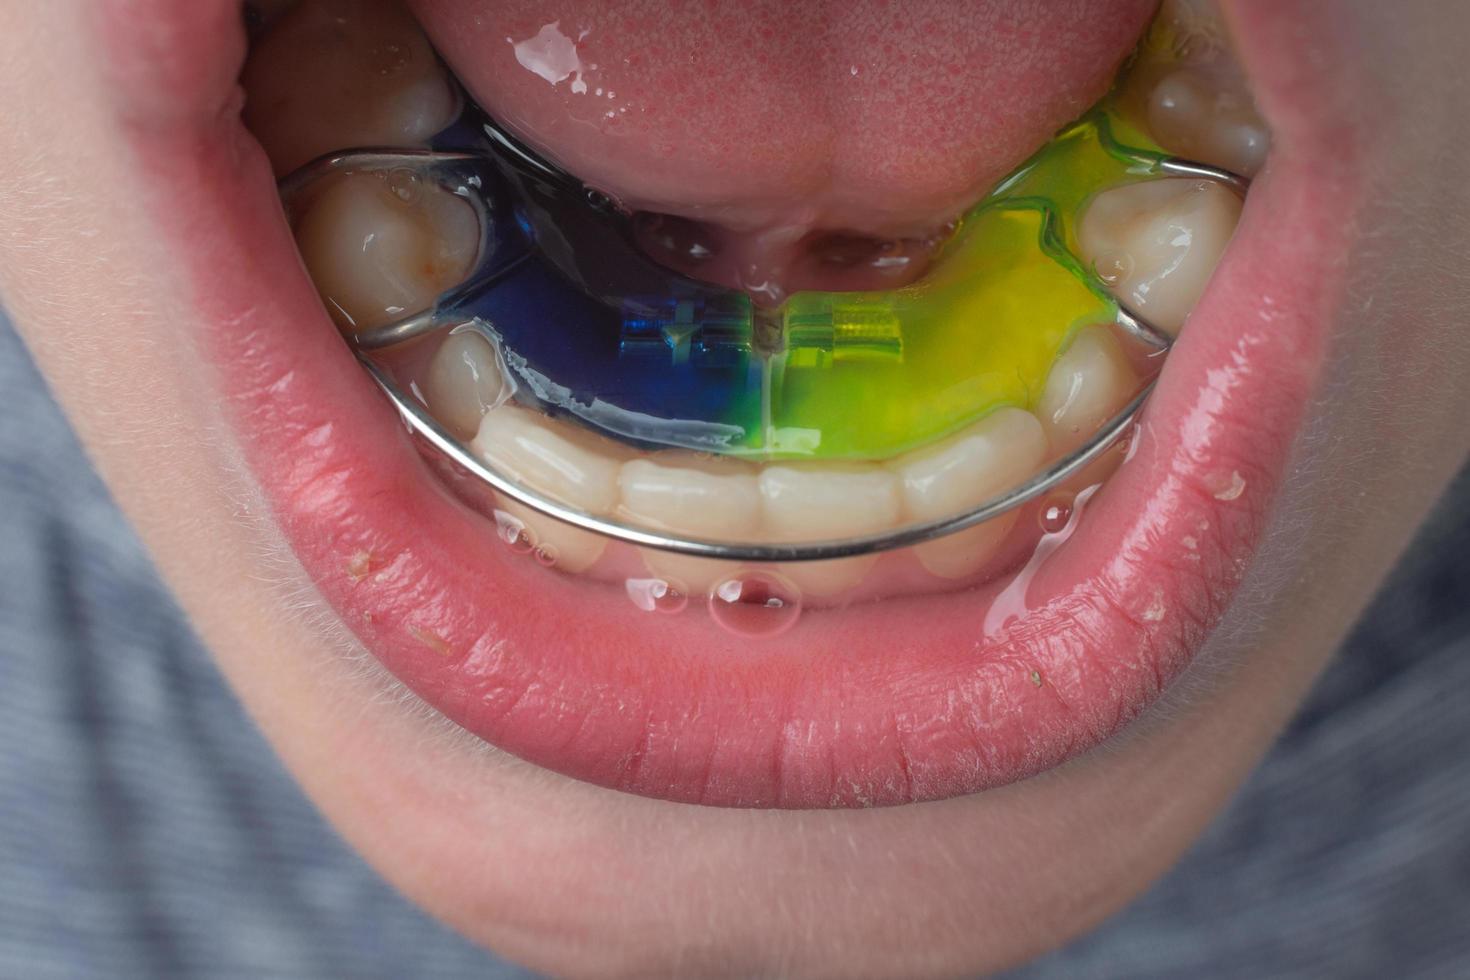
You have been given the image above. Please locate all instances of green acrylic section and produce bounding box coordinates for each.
[734,109,1171,460]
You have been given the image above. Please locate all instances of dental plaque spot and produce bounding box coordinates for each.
[246,0,1262,625]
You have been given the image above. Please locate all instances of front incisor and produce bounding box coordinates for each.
[622,455,763,596]
[758,463,901,596]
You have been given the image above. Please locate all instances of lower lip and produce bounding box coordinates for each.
[107,2,1353,808]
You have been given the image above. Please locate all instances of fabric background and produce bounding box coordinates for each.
[2,314,1466,979]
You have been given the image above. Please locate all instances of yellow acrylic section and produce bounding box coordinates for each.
[766,109,1167,460]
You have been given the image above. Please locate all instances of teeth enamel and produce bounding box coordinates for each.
[1158,0,1236,53]
[242,0,458,176]
[1148,67,1269,178]
[891,408,1048,579]
[621,455,764,537]
[758,463,901,596]
[424,330,509,441]
[1078,177,1242,336]
[621,455,763,595]
[493,496,607,573]
[473,407,628,513]
[251,0,1262,605]
[637,552,745,600]
[1037,325,1140,456]
[1122,0,1270,179]
[293,172,479,332]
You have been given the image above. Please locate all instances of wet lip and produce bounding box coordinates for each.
[102,1,1357,807]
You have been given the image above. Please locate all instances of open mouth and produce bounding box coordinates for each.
[104,0,1352,807]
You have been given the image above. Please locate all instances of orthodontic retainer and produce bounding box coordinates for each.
[280,103,1247,563]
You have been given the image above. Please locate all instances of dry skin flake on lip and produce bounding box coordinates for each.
[252,0,1257,613]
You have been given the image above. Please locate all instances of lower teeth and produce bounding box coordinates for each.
[291,170,479,332]
[241,0,459,178]
[247,0,1257,622]
[1120,0,1271,178]
[1077,178,1245,337]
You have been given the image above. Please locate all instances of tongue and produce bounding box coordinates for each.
[408,0,1155,299]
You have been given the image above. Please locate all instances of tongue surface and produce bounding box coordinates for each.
[409,0,1154,296]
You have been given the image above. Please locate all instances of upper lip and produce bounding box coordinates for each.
[101,0,1359,807]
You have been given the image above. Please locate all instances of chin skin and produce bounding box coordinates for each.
[3,1,1470,976]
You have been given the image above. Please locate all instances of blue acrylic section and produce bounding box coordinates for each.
[427,105,764,450]
[459,259,760,449]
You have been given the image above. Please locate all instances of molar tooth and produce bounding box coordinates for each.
[891,408,1048,579]
[621,455,763,596]
[473,407,627,514]
[243,0,458,176]
[424,330,509,440]
[293,172,478,333]
[1037,326,1140,457]
[758,463,901,596]
[1148,67,1269,178]
[1157,0,1235,57]
[1078,177,1242,336]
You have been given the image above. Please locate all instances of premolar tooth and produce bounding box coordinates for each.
[1078,177,1242,336]
[424,330,509,440]
[1148,67,1269,178]
[621,455,762,595]
[758,463,900,596]
[1038,326,1140,456]
[473,407,627,513]
[243,0,458,176]
[293,172,478,333]
[892,408,1048,579]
